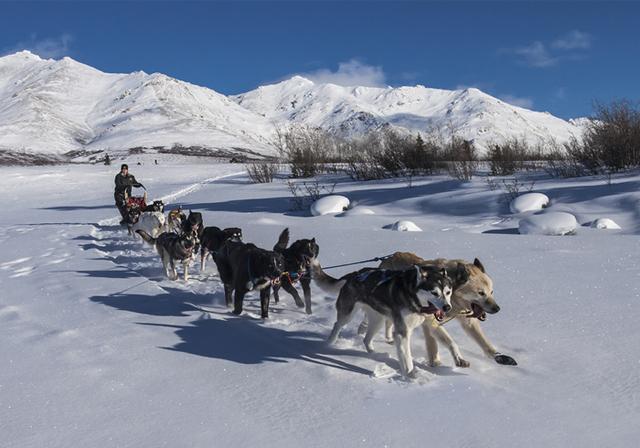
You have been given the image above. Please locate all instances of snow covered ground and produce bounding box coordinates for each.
[1,156,639,447]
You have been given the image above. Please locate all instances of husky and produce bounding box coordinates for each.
[311,260,453,379]
[199,226,243,271]
[131,200,165,239]
[167,208,185,233]
[214,240,285,318]
[364,252,517,367]
[136,230,197,281]
[272,228,319,315]
[181,211,203,240]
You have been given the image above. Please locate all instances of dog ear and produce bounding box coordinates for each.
[455,263,470,284]
[473,258,486,273]
[402,267,421,290]
[440,267,448,278]
[311,237,315,242]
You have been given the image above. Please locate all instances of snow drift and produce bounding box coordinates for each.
[310,195,350,216]
[510,193,550,214]
[519,212,578,235]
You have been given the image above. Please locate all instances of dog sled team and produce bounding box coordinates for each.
[113,164,517,379]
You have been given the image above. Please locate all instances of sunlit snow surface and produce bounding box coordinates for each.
[1,155,639,447]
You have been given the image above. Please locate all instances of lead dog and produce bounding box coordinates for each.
[365,252,517,367]
[272,228,319,315]
[311,260,453,379]
[214,240,285,318]
[136,229,197,281]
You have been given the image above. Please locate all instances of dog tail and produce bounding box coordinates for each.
[273,227,290,253]
[309,259,346,295]
[136,229,156,245]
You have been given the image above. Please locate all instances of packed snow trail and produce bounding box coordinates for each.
[1,159,640,447]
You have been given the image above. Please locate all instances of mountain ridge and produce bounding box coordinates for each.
[0,51,583,158]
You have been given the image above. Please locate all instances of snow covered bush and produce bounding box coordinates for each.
[339,207,375,216]
[590,218,621,230]
[390,220,423,232]
[518,212,577,236]
[287,180,336,211]
[310,195,350,216]
[510,193,550,214]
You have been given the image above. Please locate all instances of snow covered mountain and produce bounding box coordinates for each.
[0,51,276,157]
[0,51,583,159]
[233,76,583,152]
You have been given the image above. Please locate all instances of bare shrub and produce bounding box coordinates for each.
[569,100,640,173]
[286,180,336,210]
[445,137,477,181]
[273,125,339,178]
[246,162,279,183]
[500,178,536,203]
[543,146,587,178]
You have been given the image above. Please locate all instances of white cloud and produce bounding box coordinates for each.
[499,94,534,109]
[554,87,567,101]
[301,59,386,87]
[552,30,592,50]
[2,33,73,59]
[512,41,557,68]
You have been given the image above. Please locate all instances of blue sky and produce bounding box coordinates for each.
[1,1,639,119]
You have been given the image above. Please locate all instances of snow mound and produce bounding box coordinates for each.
[510,193,550,214]
[339,207,375,217]
[310,195,350,216]
[519,212,577,236]
[590,218,621,230]
[390,220,423,232]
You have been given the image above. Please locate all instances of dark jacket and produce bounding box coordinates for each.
[114,173,141,200]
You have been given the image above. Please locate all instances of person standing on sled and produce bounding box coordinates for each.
[114,163,144,224]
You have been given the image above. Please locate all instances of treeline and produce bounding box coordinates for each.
[247,99,640,183]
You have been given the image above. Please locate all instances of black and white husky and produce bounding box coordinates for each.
[311,260,453,379]
[136,230,197,281]
[272,228,319,315]
[214,240,285,318]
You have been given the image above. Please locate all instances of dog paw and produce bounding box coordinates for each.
[231,308,242,316]
[295,301,305,308]
[455,358,471,368]
[385,338,394,345]
[305,307,312,315]
[495,353,517,366]
[406,369,419,380]
[428,359,442,367]
[364,345,376,354]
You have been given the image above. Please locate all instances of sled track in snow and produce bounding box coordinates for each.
[96,171,245,227]
[86,170,333,326]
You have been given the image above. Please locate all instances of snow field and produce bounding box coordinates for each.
[1,161,639,447]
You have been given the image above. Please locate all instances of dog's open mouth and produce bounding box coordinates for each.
[470,303,487,321]
[419,304,446,321]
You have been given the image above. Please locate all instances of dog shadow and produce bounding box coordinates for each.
[140,316,373,376]
[89,287,221,318]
